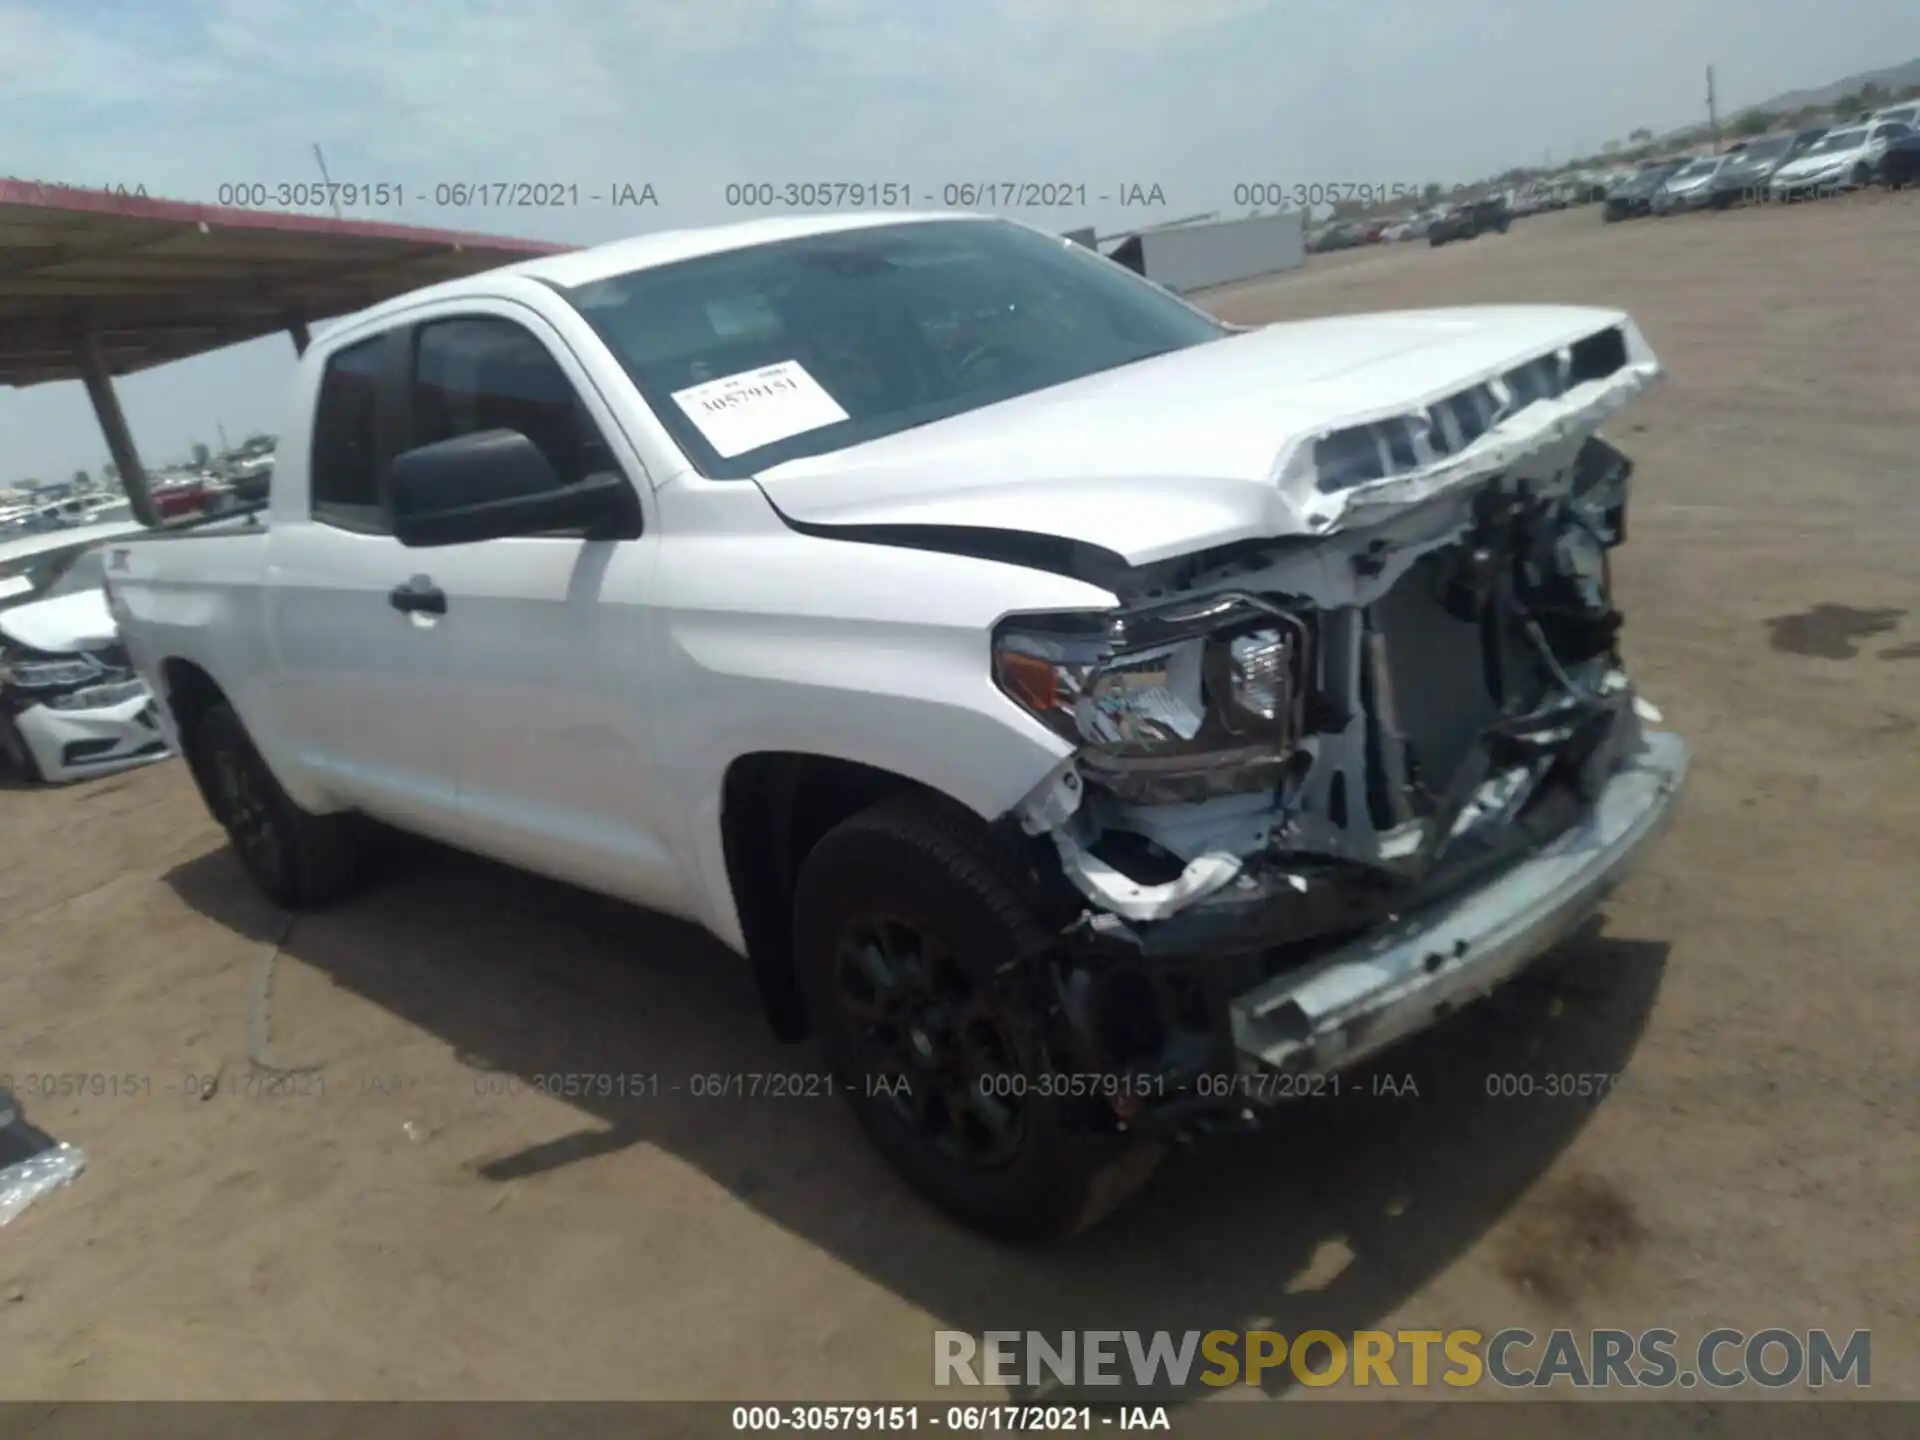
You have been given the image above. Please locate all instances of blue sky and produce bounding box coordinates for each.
[2,0,1914,481]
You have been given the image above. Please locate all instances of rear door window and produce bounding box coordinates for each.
[309,336,390,532]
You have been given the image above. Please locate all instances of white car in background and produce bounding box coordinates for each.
[0,524,170,784]
[1768,122,1900,197]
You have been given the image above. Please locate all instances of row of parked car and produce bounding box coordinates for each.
[1603,104,1920,221]
[1309,194,1519,252]
[1307,171,1609,253]
[1305,101,1917,256]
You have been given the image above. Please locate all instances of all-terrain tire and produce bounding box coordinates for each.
[793,793,1163,1242]
[191,703,358,908]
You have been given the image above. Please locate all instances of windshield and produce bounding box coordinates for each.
[562,218,1229,478]
[1739,136,1792,161]
[1673,158,1720,180]
[1805,128,1865,155]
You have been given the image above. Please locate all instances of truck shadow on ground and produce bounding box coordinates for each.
[165,836,1670,1404]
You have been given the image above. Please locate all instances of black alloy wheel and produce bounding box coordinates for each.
[208,736,291,895]
[830,909,1027,1171]
[191,702,358,908]
[792,793,1164,1240]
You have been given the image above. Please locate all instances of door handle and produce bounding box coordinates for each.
[389,576,447,615]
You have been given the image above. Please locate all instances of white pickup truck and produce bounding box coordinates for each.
[107,212,1688,1239]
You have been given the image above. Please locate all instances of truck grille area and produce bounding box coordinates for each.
[1311,326,1632,493]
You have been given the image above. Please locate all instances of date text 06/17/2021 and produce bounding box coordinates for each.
[730,1404,1171,1432]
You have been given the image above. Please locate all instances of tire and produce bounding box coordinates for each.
[793,794,1163,1242]
[190,702,358,908]
[0,714,43,783]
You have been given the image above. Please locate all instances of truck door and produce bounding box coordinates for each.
[265,328,464,841]
[376,303,690,918]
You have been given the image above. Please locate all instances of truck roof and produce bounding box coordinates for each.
[338,210,981,333]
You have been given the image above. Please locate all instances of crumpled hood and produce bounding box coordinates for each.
[756,305,1661,566]
[0,588,115,653]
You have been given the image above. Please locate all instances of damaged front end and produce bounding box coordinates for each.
[996,405,1688,1138]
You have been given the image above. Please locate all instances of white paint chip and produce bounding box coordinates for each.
[671,359,849,459]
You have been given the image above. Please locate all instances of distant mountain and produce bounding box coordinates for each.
[1747,56,1920,115]
[1630,55,1920,151]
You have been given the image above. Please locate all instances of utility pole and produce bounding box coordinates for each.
[1706,65,1719,149]
[311,142,345,219]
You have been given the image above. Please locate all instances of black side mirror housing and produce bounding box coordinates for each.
[387,430,637,547]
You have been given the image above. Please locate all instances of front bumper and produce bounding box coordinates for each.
[8,690,171,783]
[1227,730,1687,1076]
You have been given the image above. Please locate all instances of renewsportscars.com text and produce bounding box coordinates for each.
[934,1327,1871,1390]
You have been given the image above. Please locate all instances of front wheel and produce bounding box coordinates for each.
[0,714,43,783]
[190,703,358,908]
[794,794,1163,1241]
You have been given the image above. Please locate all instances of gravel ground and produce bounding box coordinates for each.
[0,195,1913,1418]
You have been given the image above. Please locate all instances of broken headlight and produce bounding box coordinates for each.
[993,595,1311,804]
[44,678,145,711]
[0,656,99,691]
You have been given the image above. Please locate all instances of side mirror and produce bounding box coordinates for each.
[387,430,634,548]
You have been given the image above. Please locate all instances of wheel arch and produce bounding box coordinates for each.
[719,752,1037,1042]
[159,657,231,816]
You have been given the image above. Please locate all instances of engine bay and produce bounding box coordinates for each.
[1003,429,1650,941]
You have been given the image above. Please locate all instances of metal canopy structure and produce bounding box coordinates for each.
[0,179,572,525]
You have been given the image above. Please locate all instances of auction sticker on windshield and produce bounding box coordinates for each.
[671,359,849,458]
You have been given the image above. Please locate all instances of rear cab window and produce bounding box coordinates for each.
[309,336,390,532]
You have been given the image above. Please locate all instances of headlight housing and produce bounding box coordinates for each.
[993,594,1310,804]
[44,678,146,712]
[1,657,101,690]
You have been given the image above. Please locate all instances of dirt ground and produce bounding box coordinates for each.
[0,196,1914,1413]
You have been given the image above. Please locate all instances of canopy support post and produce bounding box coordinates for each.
[73,331,157,529]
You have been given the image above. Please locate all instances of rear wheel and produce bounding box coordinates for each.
[191,703,358,908]
[794,794,1162,1241]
